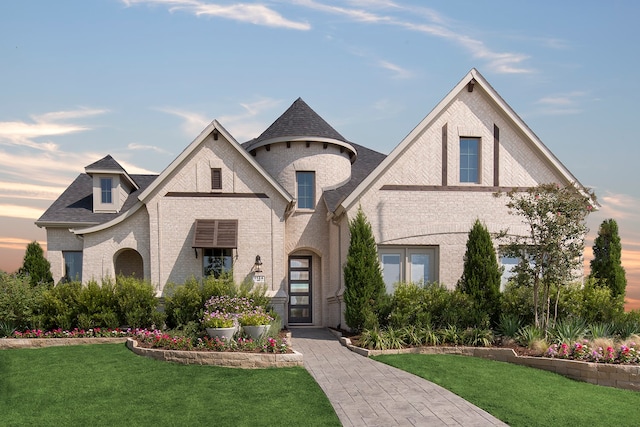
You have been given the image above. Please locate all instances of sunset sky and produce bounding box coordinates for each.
[1,1,638,309]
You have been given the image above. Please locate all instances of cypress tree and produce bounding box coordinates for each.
[343,206,385,332]
[590,219,626,298]
[19,241,53,287]
[457,219,502,324]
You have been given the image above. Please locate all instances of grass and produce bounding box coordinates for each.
[373,353,640,427]
[0,344,340,427]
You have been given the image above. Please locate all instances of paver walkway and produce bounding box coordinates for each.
[291,328,507,427]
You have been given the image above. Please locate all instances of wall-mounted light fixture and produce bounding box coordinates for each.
[253,255,263,273]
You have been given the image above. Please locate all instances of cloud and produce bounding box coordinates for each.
[377,60,413,79]
[0,181,67,201]
[0,108,108,152]
[0,204,46,220]
[294,0,533,74]
[122,0,311,30]
[127,143,172,155]
[0,237,46,251]
[158,98,283,142]
[155,108,212,137]
[533,91,588,115]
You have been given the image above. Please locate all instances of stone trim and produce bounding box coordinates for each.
[126,339,303,369]
[379,184,520,193]
[339,337,640,392]
[0,337,128,349]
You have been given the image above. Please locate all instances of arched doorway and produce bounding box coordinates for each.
[114,249,143,278]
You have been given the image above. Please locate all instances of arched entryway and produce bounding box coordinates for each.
[114,249,143,278]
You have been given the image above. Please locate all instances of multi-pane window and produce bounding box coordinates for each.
[211,168,222,190]
[296,171,315,209]
[63,251,82,282]
[203,248,233,278]
[379,247,438,293]
[100,178,113,204]
[460,137,479,183]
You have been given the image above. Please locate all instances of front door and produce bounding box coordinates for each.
[288,256,312,323]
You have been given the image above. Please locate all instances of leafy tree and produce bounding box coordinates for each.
[343,206,385,332]
[498,183,595,331]
[590,219,626,298]
[19,241,53,287]
[457,219,502,325]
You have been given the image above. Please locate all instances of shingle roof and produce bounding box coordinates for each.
[85,154,126,172]
[323,142,386,212]
[36,174,157,226]
[245,98,347,149]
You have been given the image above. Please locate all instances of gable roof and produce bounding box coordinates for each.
[84,154,139,190]
[35,173,157,228]
[137,120,293,204]
[338,68,588,214]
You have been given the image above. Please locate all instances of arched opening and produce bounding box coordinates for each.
[114,249,143,279]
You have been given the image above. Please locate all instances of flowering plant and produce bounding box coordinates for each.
[204,295,254,315]
[201,310,235,328]
[238,307,274,326]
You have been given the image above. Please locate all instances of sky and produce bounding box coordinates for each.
[1,1,638,309]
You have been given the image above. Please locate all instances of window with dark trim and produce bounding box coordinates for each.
[296,171,315,209]
[203,248,233,278]
[100,178,112,204]
[63,251,83,282]
[211,168,222,190]
[460,137,479,183]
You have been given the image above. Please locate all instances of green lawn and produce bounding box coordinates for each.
[373,353,640,427]
[0,344,340,427]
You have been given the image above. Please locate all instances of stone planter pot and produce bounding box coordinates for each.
[242,325,270,340]
[206,327,236,341]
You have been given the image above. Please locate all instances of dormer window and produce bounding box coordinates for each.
[101,178,113,204]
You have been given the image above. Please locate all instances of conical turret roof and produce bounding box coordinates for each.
[252,98,347,145]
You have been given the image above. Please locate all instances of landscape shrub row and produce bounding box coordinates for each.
[357,280,640,363]
[0,272,160,333]
[0,271,277,341]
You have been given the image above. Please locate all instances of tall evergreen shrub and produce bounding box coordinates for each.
[343,207,385,332]
[19,241,53,287]
[457,219,502,324]
[590,219,627,299]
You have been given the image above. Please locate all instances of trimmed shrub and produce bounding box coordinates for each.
[0,272,44,331]
[114,275,158,328]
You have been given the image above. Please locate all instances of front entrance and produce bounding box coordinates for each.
[288,256,312,323]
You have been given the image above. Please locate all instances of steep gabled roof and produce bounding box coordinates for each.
[137,120,293,205]
[85,154,125,172]
[85,154,139,190]
[338,68,590,214]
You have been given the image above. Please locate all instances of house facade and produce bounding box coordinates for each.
[36,69,585,328]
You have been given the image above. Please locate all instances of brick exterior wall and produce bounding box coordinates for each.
[45,81,580,328]
[46,227,84,284]
[142,134,290,298]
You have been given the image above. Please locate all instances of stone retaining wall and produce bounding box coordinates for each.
[126,339,303,368]
[0,337,128,349]
[340,337,640,392]
[0,337,303,369]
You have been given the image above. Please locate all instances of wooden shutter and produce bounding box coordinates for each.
[192,219,237,248]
